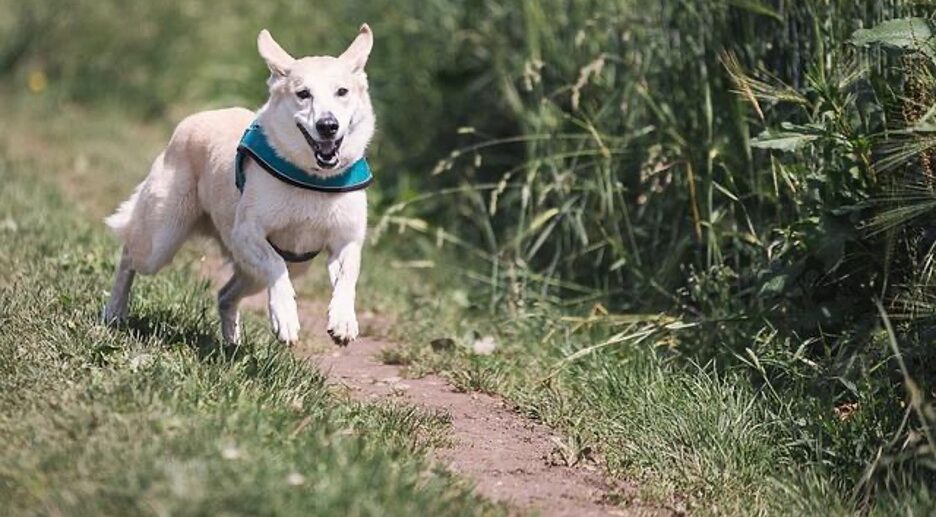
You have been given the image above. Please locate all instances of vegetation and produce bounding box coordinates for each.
[378,3,936,512]
[3,0,936,514]
[0,109,500,515]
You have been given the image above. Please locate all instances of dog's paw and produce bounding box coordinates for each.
[327,303,358,346]
[268,290,300,345]
[101,303,127,327]
[220,310,241,345]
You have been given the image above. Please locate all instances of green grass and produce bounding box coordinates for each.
[0,116,500,516]
[339,2,936,513]
[361,258,936,515]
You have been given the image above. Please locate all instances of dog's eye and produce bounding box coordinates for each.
[296,89,311,100]
[336,87,349,97]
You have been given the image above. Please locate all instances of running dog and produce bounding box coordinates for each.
[102,25,376,346]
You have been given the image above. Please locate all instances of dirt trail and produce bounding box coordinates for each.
[201,257,664,516]
[312,335,638,516]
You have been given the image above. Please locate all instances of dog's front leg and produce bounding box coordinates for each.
[230,220,300,344]
[326,240,362,346]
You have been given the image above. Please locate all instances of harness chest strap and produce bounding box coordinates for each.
[234,122,373,263]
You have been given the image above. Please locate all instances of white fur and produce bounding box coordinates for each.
[102,25,376,346]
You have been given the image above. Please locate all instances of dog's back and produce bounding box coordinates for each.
[105,107,253,273]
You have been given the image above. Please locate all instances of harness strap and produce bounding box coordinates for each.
[268,240,319,263]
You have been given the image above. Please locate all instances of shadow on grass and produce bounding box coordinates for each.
[122,309,249,363]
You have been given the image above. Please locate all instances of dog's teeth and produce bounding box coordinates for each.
[309,136,342,168]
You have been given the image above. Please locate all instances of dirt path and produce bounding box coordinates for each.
[313,336,639,516]
[201,257,663,516]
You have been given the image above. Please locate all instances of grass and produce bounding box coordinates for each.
[349,3,936,513]
[361,256,936,515]
[0,98,501,516]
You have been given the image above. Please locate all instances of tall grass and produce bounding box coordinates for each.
[371,0,936,509]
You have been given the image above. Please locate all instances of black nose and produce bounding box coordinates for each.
[316,114,339,138]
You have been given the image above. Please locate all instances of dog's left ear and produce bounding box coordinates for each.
[339,24,373,74]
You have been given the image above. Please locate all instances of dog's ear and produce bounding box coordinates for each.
[257,29,294,77]
[339,24,373,74]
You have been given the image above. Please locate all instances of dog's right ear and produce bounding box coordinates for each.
[258,29,294,77]
[339,24,373,74]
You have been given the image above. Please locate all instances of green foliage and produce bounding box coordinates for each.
[365,1,936,513]
[369,267,936,513]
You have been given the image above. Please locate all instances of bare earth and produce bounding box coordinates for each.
[201,257,669,516]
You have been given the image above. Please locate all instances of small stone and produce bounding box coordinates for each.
[472,336,497,355]
[431,338,455,352]
[0,217,18,233]
[286,472,305,486]
[128,353,153,371]
[221,446,242,460]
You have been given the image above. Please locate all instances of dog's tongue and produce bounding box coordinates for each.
[317,140,338,155]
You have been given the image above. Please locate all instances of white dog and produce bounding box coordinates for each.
[102,25,376,346]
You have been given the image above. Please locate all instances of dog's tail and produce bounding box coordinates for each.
[104,180,144,240]
[105,148,171,239]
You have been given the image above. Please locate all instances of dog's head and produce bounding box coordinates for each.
[256,25,375,175]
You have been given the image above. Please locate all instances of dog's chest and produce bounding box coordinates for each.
[262,185,367,255]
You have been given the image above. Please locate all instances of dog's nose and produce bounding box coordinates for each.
[316,114,339,138]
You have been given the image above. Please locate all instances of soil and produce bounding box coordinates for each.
[200,256,671,516]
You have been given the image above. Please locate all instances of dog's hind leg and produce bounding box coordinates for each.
[102,245,136,325]
[108,151,203,276]
[104,150,203,327]
[218,269,263,343]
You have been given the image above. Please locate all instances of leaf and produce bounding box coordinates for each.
[528,208,560,232]
[727,0,782,22]
[751,129,819,152]
[759,272,791,297]
[758,261,805,297]
[851,18,936,59]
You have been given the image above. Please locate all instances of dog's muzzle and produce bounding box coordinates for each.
[297,123,343,169]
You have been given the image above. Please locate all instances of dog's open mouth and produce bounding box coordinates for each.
[297,124,342,169]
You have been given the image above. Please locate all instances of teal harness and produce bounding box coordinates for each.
[235,122,373,262]
[235,122,373,193]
